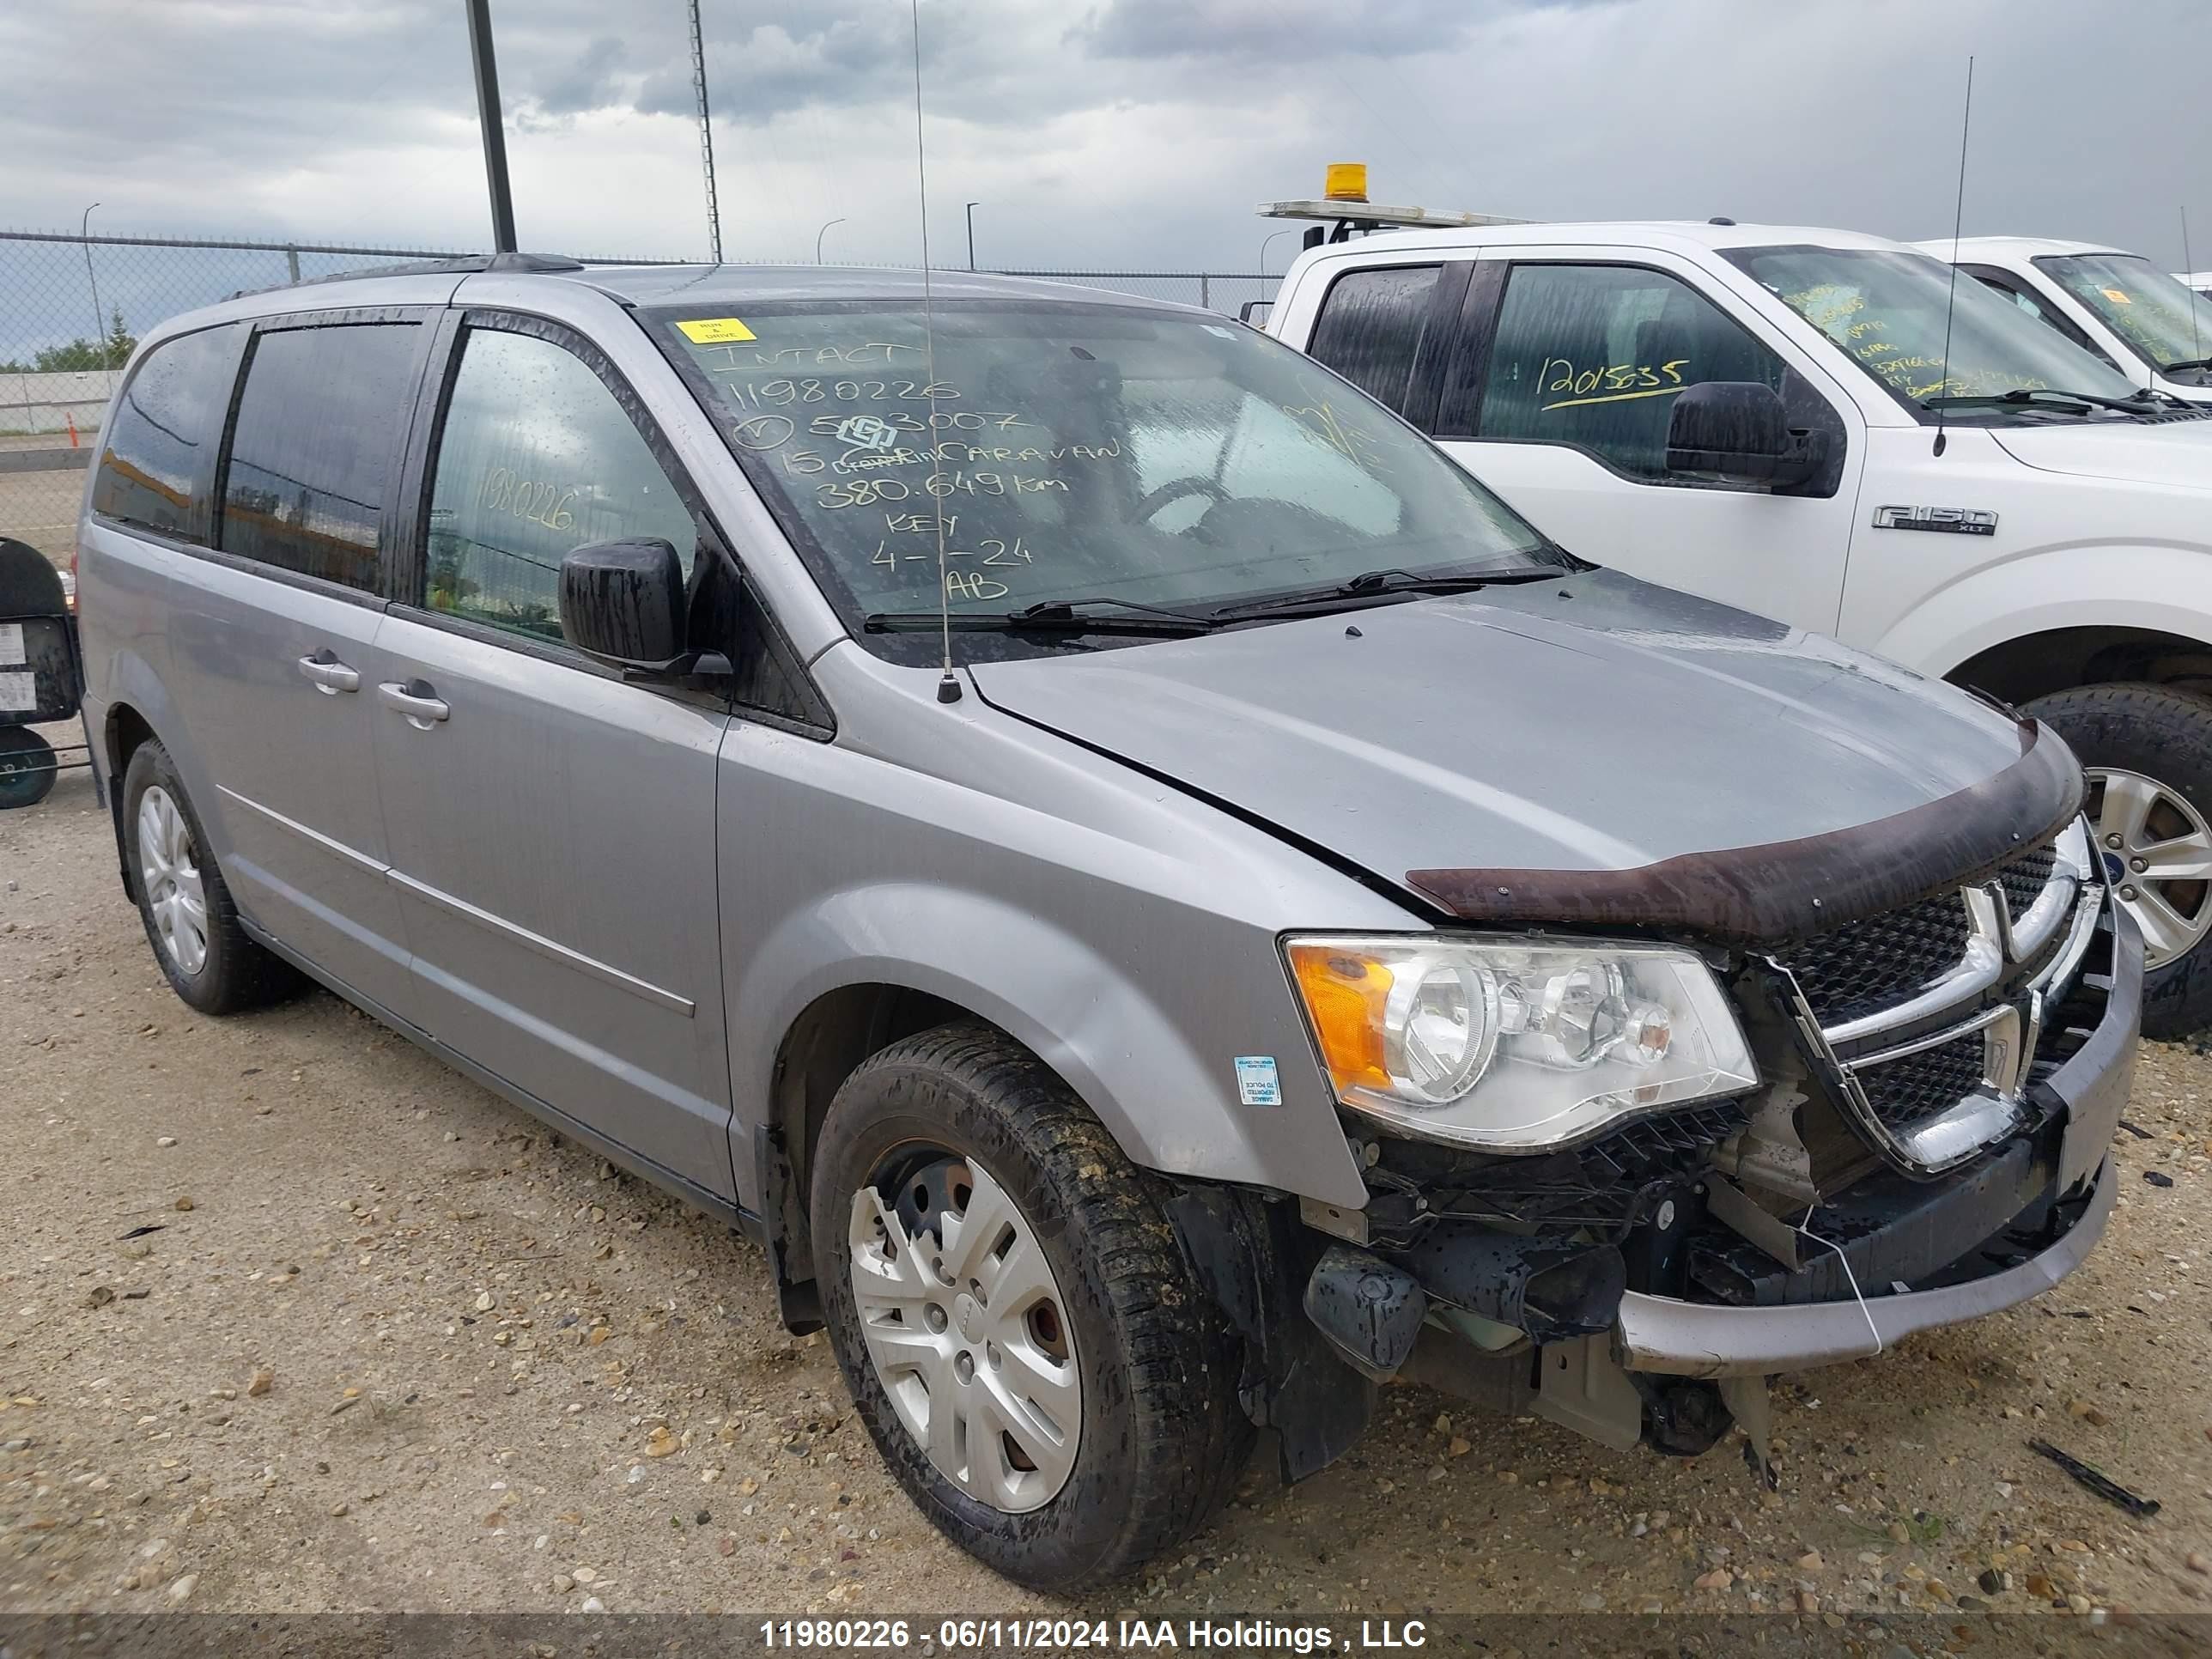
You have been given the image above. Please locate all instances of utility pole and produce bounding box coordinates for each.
[82,203,116,399]
[464,0,518,252]
[687,0,722,263]
[964,201,979,270]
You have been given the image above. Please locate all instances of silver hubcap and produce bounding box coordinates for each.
[137,786,209,976]
[2088,767,2212,969]
[847,1155,1081,1512]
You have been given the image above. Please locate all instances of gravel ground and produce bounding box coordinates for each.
[3,752,2210,1623]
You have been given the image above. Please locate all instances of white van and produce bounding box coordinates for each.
[1267,219,2212,1034]
[1919,236,2212,406]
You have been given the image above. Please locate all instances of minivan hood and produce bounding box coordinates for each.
[969,571,2057,938]
[1991,417,2212,488]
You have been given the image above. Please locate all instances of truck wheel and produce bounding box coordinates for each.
[809,1022,1252,1590]
[122,740,297,1015]
[0,728,57,809]
[2022,684,2212,1038]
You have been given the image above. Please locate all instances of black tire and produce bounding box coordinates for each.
[0,727,57,809]
[809,1022,1253,1591]
[2022,682,2212,1038]
[121,740,297,1015]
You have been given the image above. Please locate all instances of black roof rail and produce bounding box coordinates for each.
[227,250,588,301]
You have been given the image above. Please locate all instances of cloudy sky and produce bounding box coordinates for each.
[3,0,2209,276]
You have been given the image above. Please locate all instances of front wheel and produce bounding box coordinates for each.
[2023,683,2212,1038]
[809,1023,1251,1590]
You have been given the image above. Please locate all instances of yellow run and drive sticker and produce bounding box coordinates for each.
[677,317,757,343]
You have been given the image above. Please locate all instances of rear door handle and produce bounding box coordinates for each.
[378,680,450,728]
[297,653,360,695]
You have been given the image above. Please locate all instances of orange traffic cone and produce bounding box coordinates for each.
[65,411,79,448]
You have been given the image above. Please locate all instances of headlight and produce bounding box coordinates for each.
[1284,934,1757,1151]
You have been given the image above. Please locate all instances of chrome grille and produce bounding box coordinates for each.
[1784,894,1972,1028]
[1997,844,2059,922]
[1862,1030,1986,1131]
[1770,818,2103,1176]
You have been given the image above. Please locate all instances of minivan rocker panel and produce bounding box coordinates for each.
[73,261,2140,1590]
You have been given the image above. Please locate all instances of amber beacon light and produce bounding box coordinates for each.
[1323,162,1369,203]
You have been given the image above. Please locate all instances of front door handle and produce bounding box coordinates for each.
[297,653,360,695]
[378,679,451,728]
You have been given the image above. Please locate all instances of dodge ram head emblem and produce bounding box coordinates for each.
[1872,505,1999,535]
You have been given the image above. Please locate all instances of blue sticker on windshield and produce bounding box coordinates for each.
[1234,1055,1282,1106]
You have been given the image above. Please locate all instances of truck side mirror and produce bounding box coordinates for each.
[1666,381,1827,489]
[559,538,690,672]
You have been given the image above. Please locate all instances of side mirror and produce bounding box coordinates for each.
[1666,381,1828,489]
[558,538,689,672]
[1239,299,1274,327]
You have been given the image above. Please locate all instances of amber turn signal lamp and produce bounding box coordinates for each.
[1286,940,1392,1093]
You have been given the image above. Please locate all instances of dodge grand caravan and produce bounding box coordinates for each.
[76,257,2139,1589]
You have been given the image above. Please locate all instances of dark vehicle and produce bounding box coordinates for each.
[0,537,85,808]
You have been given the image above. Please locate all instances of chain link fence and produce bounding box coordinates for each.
[0,228,1275,568]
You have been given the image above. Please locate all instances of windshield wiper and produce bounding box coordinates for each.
[864,598,1220,637]
[2163,356,2212,374]
[1211,564,1558,621]
[1923,386,2160,415]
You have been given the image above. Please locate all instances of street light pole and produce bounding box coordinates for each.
[965,201,980,270]
[816,217,847,264]
[463,0,519,253]
[1261,228,1294,286]
[81,203,115,397]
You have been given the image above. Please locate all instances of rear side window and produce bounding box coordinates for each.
[1474,263,1785,478]
[422,326,696,642]
[1305,265,1441,414]
[217,324,421,592]
[90,325,240,541]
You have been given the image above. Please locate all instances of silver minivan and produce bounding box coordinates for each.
[76,257,2140,1589]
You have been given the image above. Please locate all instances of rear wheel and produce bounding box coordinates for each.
[2023,683,2212,1038]
[0,728,56,810]
[122,740,297,1015]
[809,1023,1251,1590]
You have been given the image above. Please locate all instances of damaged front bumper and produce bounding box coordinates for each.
[1293,902,2140,1461]
[1618,903,2138,1376]
[1615,1148,2116,1377]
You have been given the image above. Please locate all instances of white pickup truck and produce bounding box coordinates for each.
[1917,235,2212,407]
[1266,217,2212,1034]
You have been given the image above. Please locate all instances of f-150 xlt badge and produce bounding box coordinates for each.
[1873,505,1998,534]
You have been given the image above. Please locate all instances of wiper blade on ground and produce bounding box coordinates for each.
[1210,563,1558,620]
[1923,386,2159,415]
[864,599,1218,637]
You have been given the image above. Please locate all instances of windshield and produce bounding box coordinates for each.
[1722,245,2146,417]
[2033,252,2212,377]
[650,299,1562,658]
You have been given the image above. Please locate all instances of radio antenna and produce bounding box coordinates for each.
[2184,206,2202,369]
[909,0,961,704]
[1932,54,1973,459]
